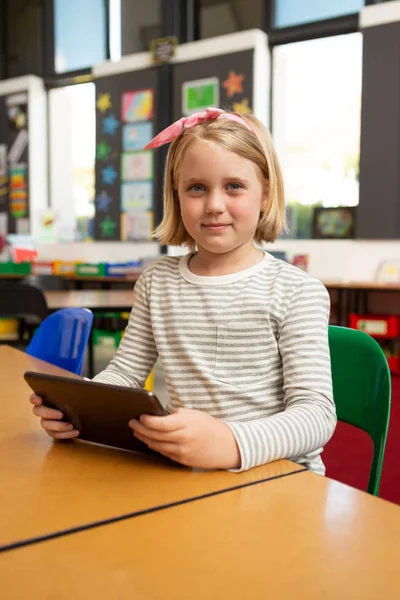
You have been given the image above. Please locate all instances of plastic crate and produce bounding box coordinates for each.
[76,263,106,277]
[349,313,400,339]
[31,261,55,275]
[387,356,400,375]
[92,328,122,347]
[0,261,31,275]
[0,317,19,335]
[105,262,129,277]
[54,260,78,275]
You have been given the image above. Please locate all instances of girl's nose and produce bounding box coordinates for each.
[204,191,225,213]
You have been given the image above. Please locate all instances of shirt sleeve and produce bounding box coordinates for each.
[92,270,158,388]
[225,278,337,472]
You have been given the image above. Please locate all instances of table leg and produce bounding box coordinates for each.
[337,289,343,325]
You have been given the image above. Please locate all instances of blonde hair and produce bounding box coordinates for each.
[153,112,286,250]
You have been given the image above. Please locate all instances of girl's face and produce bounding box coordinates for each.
[177,139,267,261]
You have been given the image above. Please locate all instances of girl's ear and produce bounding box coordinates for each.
[261,182,269,213]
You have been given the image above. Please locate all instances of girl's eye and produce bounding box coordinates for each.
[189,184,205,193]
[227,183,243,191]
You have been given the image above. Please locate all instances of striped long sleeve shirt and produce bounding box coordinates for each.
[93,252,337,474]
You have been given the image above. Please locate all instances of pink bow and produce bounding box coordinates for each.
[144,107,253,150]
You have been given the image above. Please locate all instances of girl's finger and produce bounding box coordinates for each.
[30,394,43,405]
[33,405,64,420]
[133,430,179,455]
[40,418,74,433]
[48,430,80,440]
[138,411,183,433]
[129,419,182,443]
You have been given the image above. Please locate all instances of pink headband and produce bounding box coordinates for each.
[144,107,254,150]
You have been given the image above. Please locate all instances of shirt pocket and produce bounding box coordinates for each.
[213,320,270,389]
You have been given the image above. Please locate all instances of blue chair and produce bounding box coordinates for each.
[26,308,94,375]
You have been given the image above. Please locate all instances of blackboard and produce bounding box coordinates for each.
[94,67,160,241]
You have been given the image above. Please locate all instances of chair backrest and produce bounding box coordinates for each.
[23,274,69,291]
[0,281,48,322]
[26,308,94,375]
[328,325,391,495]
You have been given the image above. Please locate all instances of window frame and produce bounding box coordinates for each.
[43,0,110,84]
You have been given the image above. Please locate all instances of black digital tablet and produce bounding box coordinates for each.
[24,371,167,454]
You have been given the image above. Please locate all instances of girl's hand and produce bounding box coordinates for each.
[30,393,80,440]
[129,408,241,469]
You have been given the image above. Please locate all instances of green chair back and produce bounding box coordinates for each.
[328,326,391,495]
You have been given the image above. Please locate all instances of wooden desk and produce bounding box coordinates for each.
[44,290,134,312]
[0,346,304,552]
[0,273,141,289]
[323,280,400,325]
[1,472,399,599]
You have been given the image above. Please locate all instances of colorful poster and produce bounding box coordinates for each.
[312,207,356,239]
[122,122,153,151]
[121,210,153,241]
[121,151,153,181]
[9,164,27,218]
[0,144,6,176]
[122,90,153,123]
[182,77,219,115]
[121,182,153,211]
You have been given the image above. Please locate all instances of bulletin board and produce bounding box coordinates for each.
[172,49,254,120]
[94,67,160,242]
[0,91,30,238]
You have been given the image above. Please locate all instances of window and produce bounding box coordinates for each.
[274,0,365,29]
[272,33,362,239]
[49,83,95,240]
[199,0,264,39]
[4,0,43,77]
[54,0,107,73]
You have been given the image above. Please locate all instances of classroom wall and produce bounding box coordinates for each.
[29,3,400,292]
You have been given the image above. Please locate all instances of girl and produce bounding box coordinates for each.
[31,107,336,473]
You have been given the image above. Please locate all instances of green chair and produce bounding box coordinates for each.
[328,325,391,496]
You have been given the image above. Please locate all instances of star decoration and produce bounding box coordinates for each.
[96,93,112,113]
[232,98,252,115]
[223,71,244,97]
[96,191,112,211]
[96,140,112,160]
[101,165,118,185]
[100,216,116,237]
[103,113,119,135]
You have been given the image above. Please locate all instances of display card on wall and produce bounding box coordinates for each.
[0,92,30,235]
[94,69,159,241]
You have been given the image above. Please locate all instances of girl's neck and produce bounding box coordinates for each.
[188,246,264,277]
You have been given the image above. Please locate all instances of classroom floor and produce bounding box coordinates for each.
[86,344,400,506]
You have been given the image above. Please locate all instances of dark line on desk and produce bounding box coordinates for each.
[0,467,307,554]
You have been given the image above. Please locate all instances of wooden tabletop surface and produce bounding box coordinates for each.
[1,471,399,599]
[0,346,303,552]
[323,280,400,291]
[44,289,134,311]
